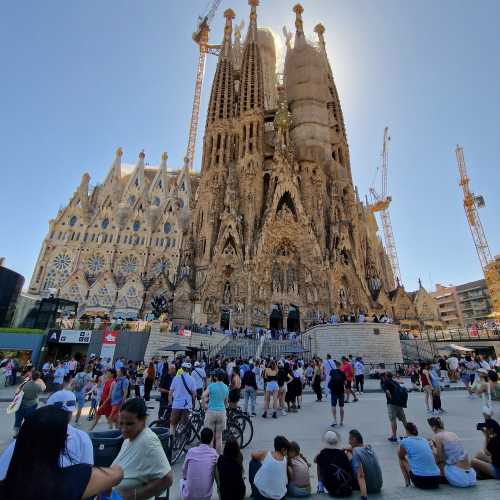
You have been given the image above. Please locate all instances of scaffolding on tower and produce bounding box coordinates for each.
[455,145,500,319]
[185,0,223,171]
[369,127,402,286]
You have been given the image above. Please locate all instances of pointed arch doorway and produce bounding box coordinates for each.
[269,304,283,331]
[287,305,300,332]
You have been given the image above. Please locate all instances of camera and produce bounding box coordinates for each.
[476,422,487,431]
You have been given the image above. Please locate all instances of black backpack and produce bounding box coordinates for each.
[324,460,353,497]
[328,369,345,392]
[392,382,408,408]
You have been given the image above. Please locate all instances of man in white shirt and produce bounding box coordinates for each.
[169,362,196,437]
[322,354,336,394]
[191,361,207,401]
[0,390,93,480]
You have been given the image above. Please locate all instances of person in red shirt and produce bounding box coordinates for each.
[341,357,359,403]
[89,368,116,431]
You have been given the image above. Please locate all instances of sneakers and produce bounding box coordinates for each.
[317,481,325,493]
[388,436,398,443]
[281,409,287,416]
[426,409,433,414]
[331,422,337,427]
[262,412,267,418]
[272,412,277,419]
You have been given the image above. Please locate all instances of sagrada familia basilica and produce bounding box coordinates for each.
[28,2,440,331]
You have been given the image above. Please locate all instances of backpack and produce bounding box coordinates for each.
[328,369,345,392]
[392,382,408,408]
[323,454,353,497]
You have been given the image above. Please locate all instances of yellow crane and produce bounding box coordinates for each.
[185,0,224,170]
[455,145,500,318]
[369,127,402,286]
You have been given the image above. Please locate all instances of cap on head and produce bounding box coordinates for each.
[323,430,340,448]
[182,362,192,369]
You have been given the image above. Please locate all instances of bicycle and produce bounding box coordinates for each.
[226,407,254,449]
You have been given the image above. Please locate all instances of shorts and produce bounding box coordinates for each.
[75,391,86,409]
[387,404,407,424]
[109,404,122,420]
[331,392,345,407]
[170,408,189,427]
[228,389,241,403]
[345,380,352,390]
[204,410,226,432]
[409,471,440,489]
[97,401,112,418]
[266,381,278,393]
[444,464,476,487]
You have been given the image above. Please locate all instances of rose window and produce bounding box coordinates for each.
[152,258,170,276]
[87,255,104,273]
[120,256,138,274]
[52,253,71,271]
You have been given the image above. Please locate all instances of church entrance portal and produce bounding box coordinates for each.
[220,307,230,331]
[269,304,283,331]
[287,305,300,332]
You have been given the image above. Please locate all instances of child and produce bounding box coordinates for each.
[87,376,102,420]
[287,441,311,497]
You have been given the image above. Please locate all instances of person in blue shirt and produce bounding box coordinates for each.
[398,422,440,489]
[203,369,229,454]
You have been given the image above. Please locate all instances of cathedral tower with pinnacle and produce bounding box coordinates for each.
[29,2,440,330]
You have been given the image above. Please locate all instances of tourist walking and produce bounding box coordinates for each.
[89,368,116,431]
[169,362,196,437]
[354,357,365,393]
[420,362,433,413]
[328,360,346,427]
[312,359,323,402]
[203,369,229,455]
[109,367,129,429]
[242,361,258,416]
[341,356,358,403]
[71,364,92,425]
[263,360,279,419]
[13,370,45,437]
[144,361,156,401]
[381,372,408,442]
[192,361,207,402]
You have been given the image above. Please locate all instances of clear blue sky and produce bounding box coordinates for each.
[1,0,499,292]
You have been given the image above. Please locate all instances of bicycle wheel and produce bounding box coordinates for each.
[231,412,254,449]
[187,410,204,444]
[170,421,190,465]
[222,420,244,448]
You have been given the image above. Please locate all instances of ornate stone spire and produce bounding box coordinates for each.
[222,9,235,58]
[240,0,264,114]
[293,4,305,45]
[113,147,123,183]
[160,152,168,171]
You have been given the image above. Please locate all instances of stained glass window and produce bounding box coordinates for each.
[120,255,138,274]
[164,223,172,234]
[69,216,77,227]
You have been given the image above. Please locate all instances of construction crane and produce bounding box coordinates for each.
[455,145,500,318]
[185,0,223,171]
[369,127,402,286]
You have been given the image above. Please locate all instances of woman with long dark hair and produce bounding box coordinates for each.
[216,438,246,500]
[0,405,122,500]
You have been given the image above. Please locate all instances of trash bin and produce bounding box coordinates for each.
[149,426,170,462]
[89,429,124,467]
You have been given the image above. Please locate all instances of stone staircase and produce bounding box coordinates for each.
[301,322,403,365]
[219,337,259,359]
[261,338,305,359]
[144,321,229,362]
[400,339,438,362]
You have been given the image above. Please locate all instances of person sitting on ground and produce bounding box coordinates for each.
[471,417,500,480]
[0,390,94,480]
[315,430,353,497]
[181,427,218,500]
[287,441,311,497]
[427,416,476,487]
[215,438,246,500]
[250,435,290,500]
[398,422,441,489]
[112,398,173,500]
[0,405,123,500]
[345,429,383,498]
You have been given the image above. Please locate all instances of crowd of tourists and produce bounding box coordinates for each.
[1,346,500,499]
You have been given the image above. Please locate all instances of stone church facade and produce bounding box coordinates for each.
[29,2,439,331]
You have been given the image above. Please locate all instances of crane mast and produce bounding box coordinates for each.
[369,127,402,286]
[186,0,223,171]
[455,145,500,318]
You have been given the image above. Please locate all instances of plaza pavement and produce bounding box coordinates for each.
[1,385,500,499]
